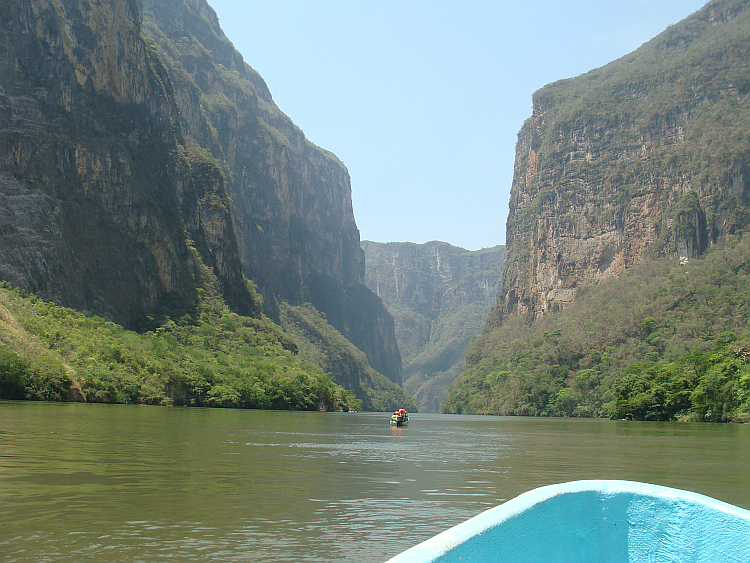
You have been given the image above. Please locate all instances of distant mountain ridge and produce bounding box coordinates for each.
[363,241,504,411]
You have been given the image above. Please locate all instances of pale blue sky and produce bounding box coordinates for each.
[208,1,707,250]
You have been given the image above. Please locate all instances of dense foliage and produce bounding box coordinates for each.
[443,233,750,422]
[0,282,360,412]
[279,303,416,412]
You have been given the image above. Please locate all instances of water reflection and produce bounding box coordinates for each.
[1,403,748,561]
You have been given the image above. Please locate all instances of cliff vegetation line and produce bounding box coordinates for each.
[0,0,411,411]
[279,303,416,412]
[140,0,404,387]
[444,231,750,422]
[448,0,750,421]
[0,278,361,411]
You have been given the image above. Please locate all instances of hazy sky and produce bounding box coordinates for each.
[208,0,707,250]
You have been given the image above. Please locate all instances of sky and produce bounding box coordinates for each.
[208,0,708,250]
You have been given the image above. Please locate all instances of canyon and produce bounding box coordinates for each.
[363,241,504,411]
[0,0,403,407]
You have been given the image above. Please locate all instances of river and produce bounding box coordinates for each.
[1,402,748,561]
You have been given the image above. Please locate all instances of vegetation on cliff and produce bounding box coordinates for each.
[452,0,750,422]
[444,232,750,422]
[279,303,416,412]
[398,301,493,411]
[0,0,406,410]
[0,276,361,411]
[140,0,406,387]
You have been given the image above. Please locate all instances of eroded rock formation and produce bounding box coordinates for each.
[0,0,402,386]
[498,0,750,321]
[0,0,247,326]
[141,0,402,384]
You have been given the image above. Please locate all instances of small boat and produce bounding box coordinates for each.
[390,411,409,426]
[385,480,750,562]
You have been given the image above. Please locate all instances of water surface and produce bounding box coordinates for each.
[1,402,748,561]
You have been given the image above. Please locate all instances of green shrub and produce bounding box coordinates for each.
[0,346,30,400]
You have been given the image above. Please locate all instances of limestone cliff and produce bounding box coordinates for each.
[0,0,254,326]
[363,241,504,411]
[497,0,750,322]
[141,0,402,385]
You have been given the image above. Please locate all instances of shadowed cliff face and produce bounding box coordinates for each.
[0,0,255,327]
[363,241,504,411]
[498,0,750,322]
[0,0,402,388]
[141,0,402,384]
[2,0,183,324]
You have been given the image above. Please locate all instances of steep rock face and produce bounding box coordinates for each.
[0,0,252,326]
[0,0,401,388]
[498,0,750,321]
[363,241,504,411]
[142,0,402,384]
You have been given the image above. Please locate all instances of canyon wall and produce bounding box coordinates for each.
[0,0,402,389]
[363,241,504,411]
[142,0,402,384]
[496,0,750,323]
[0,0,253,327]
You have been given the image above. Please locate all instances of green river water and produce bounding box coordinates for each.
[1,401,749,561]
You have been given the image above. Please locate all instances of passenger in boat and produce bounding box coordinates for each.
[398,408,407,417]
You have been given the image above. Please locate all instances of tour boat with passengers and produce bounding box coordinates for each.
[390,408,409,426]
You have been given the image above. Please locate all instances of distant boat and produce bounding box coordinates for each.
[386,480,750,562]
[390,412,409,426]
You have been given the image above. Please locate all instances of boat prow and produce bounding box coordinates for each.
[386,480,750,562]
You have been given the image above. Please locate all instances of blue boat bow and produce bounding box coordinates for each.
[386,480,750,562]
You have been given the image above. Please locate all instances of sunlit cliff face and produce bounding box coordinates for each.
[499,1,750,320]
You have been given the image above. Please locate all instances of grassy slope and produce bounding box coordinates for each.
[279,303,416,412]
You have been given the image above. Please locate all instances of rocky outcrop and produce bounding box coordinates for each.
[497,0,750,322]
[363,241,504,411]
[142,0,402,384]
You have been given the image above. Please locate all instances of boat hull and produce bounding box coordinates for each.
[386,480,750,562]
